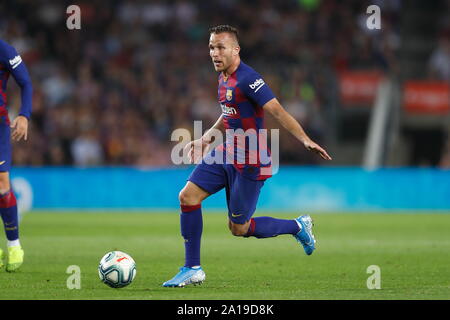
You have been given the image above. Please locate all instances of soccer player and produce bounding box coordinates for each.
[163,25,331,287]
[0,39,32,272]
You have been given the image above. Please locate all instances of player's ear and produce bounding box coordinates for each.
[233,46,240,56]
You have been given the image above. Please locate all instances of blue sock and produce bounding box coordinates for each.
[245,217,299,239]
[180,204,202,267]
[0,190,19,241]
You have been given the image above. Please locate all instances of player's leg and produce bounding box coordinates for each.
[226,175,299,238]
[163,157,226,287]
[228,216,300,238]
[239,214,316,255]
[178,181,210,269]
[227,171,316,255]
[0,124,24,271]
[161,182,209,287]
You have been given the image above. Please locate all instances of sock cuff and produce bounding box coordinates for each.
[244,218,256,237]
[0,190,16,208]
[7,239,20,247]
[180,204,201,213]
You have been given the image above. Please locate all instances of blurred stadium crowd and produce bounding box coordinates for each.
[0,0,448,167]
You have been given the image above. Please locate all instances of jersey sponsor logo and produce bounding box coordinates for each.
[249,78,265,92]
[9,55,22,69]
[221,103,237,115]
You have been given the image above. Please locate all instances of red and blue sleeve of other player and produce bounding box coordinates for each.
[0,39,33,124]
[217,61,275,180]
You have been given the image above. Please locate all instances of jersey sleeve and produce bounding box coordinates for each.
[239,72,275,107]
[0,41,33,119]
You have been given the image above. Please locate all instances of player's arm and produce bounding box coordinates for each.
[240,73,331,160]
[264,98,332,160]
[202,114,224,143]
[185,115,224,163]
[0,41,33,141]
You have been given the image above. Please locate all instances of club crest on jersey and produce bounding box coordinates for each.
[226,89,233,101]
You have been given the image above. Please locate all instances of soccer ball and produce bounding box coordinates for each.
[98,251,137,288]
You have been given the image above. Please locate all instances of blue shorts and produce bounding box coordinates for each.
[0,124,11,172]
[188,152,264,225]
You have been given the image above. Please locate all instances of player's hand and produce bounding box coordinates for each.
[10,115,29,142]
[303,139,332,161]
[185,139,211,164]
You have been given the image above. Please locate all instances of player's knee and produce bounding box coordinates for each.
[230,227,247,237]
[178,189,190,205]
[0,174,10,194]
[178,189,200,206]
[231,229,247,237]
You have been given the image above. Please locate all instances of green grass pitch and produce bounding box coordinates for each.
[0,211,449,300]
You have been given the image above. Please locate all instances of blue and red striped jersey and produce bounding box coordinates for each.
[216,61,275,180]
[0,39,33,124]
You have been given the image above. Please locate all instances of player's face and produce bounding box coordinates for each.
[209,33,239,72]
